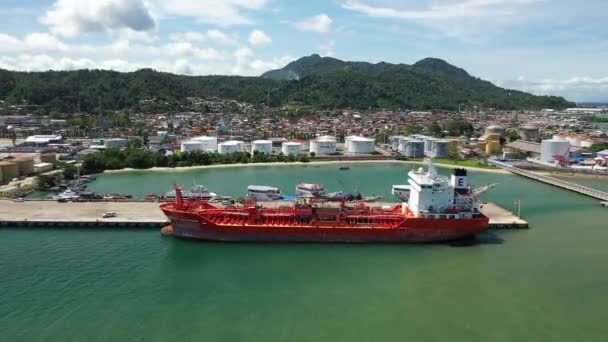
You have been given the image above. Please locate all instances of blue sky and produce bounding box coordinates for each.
[1,0,607,102]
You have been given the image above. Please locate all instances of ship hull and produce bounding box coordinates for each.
[162,210,489,243]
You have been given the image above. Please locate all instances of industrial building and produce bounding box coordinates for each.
[0,161,18,184]
[251,140,273,155]
[24,135,63,146]
[281,142,303,156]
[310,136,337,155]
[218,141,243,155]
[103,138,128,149]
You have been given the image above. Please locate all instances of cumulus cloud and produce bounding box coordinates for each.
[294,14,332,34]
[168,30,238,46]
[248,29,272,46]
[151,0,268,26]
[319,40,335,57]
[497,76,608,102]
[0,31,290,77]
[342,0,541,19]
[342,0,542,41]
[41,0,156,37]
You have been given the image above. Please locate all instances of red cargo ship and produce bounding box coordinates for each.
[160,159,490,243]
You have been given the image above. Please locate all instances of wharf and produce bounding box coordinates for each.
[0,200,528,230]
[0,200,168,228]
[490,160,608,202]
[479,202,528,229]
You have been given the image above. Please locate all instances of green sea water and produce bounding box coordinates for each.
[2,163,608,342]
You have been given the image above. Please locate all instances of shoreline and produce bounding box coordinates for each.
[102,159,510,175]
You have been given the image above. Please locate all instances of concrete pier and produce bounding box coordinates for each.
[0,200,528,230]
[479,202,529,229]
[0,200,168,228]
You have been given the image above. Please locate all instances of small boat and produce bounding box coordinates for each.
[248,185,282,201]
[339,166,350,170]
[53,189,80,201]
[357,196,383,203]
[391,185,411,202]
[296,183,326,198]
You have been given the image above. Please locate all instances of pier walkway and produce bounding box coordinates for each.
[490,160,608,202]
[0,201,168,228]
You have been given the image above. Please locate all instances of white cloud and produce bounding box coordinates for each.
[342,0,541,20]
[294,14,332,34]
[151,0,268,26]
[341,0,543,41]
[41,0,156,37]
[169,30,238,45]
[248,29,272,46]
[319,40,335,57]
[497,76,608,102]
[24,33,68,51]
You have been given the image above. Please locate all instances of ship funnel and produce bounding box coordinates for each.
[174,184,184,210]
[451,168,469,193]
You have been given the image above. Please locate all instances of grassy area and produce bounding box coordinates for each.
[434,158,498,169]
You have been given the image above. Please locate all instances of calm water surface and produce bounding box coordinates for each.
[2,163,608,341]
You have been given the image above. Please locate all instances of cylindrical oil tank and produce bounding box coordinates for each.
[181,140,205,153]
[540,139,570,162]
[310,136,337,155]
[424,138,437,155]
[402,139,425,158]
[251,140,273,155]
[432,140,450,158]
[485,125,506,136]
[519,125,540,142]
[389,136,405,151]
[218,141,243,155]
[282,142,303,156]
[347,136,375,154]
[192,136,218,152]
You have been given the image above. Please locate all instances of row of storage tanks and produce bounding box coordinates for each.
[180,136,304,156]
[181,135,377,156]
[389,135,452,158]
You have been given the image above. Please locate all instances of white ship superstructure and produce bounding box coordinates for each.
[398,158,480,219]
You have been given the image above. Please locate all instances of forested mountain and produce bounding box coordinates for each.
[0,55,574,113]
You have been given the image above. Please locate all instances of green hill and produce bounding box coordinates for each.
[0,55,574,112]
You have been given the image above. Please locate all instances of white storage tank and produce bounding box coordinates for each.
[310,136,337,155]
[402,139,425,158]
[389,136,406,151]
[181,140,205,153]
[540,139,570,162]
[192,136,218,152]
[251,140,273,155]
[423,138,437,156]
[218,140,243,155]
[347,136,375,154]
[432,140,451,158]
[282,142,303,156]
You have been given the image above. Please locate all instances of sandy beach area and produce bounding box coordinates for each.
[103,159,510,174]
